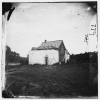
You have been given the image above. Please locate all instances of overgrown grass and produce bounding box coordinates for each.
[5,63,98,97]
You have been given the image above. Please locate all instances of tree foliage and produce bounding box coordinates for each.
[70,52,98,63]
[6,46,20,63]
[6,45,28,65]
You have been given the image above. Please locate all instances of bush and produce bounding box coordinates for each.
[32,64,42,66]
[52,62,60,66]
[20,57,28,65]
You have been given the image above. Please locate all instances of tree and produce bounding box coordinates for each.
[6,45,20,64]
[6,46,11,63]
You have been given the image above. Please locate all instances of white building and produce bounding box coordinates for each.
[29,40,70,65]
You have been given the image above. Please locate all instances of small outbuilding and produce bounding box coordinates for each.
[29,40,70,65]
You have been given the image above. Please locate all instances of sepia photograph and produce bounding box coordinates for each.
[2,2,98,98]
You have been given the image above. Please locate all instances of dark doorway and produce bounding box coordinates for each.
[45,56,48,65]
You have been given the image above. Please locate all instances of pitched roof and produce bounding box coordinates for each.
[31,47,37,50]
[32,40,63,50]
[37,40,63,50]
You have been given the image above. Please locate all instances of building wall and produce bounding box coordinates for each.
[58,42,65,62]
[65,50,70,63]
[29,49,59,65]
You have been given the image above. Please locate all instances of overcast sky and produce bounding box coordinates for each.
[5,3,97,57]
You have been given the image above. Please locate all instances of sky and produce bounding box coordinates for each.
[5,2,97,57]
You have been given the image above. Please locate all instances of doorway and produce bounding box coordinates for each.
[45,56,48,65]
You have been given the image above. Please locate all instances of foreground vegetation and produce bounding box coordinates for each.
[5,63,98,98]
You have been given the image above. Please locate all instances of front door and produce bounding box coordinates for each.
[45,57,48,65]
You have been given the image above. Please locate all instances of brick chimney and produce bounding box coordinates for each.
[45,40,47,43]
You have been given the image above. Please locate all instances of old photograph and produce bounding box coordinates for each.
[2,2,98,98]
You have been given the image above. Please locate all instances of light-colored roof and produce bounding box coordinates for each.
[37,40,63,50]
